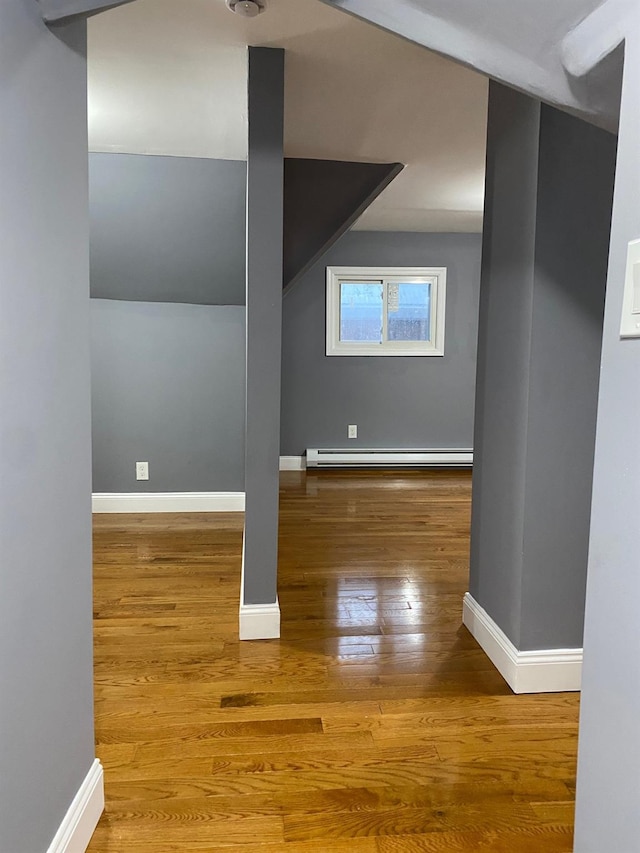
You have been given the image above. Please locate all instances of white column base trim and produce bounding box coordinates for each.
[47,759,104,853]
[239,600,281,640]
[279,455,305,470]
[463,593,582,694]
[92,492,245,513]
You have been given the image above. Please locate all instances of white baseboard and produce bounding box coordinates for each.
[92,492,245,513]
[239,600,281,640]
[47,759,104,853]
[462,593,582,694]
[280,456,305,471]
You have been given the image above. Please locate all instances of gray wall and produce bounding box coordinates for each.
[470,83,616,651]
[89,154,249,495]
[0,5,95,852]
[574,33,640,853]
[521,104,616,649]
[89,153,246,305]
[91,300,246,493]
[469,84,543,648]
[281,231,482,454]
[243,47,285,607]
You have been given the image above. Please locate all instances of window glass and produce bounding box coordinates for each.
[339,282,383,343]
[387,282,431,342]
[326,266,445,357]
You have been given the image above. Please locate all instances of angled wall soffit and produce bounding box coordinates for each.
[283,159,403,293]
[38,0,137,24]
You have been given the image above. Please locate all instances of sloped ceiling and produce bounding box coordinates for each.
[321,0,621,131]
[88,0,488,232]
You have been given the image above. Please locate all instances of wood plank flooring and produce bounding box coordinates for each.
[89,469,579,852]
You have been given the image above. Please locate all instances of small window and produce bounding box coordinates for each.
[326,266,446,356]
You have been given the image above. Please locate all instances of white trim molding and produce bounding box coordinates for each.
[463,593,582,694]
[239,600,281,640]
[280,456,306,471]
[47,759,103,853]
[92,492,245,513]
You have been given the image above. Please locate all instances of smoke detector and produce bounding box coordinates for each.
[226,0,266,16]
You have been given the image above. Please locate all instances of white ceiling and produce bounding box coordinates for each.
[88,0,488,232]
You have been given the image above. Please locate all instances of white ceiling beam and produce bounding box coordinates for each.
[38,0,137,24]
[562,0,635,78]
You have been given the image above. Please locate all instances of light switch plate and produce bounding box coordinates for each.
[620,238,640,337]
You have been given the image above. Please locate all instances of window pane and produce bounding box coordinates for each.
[387,282,431,342]
[340,282,383,343]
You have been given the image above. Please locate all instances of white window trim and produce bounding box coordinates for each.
[326,265,447,357]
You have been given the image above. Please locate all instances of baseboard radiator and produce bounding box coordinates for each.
[306,448,473,469]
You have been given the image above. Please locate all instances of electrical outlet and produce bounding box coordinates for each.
[348,424,358,439]
[136,461,149,481]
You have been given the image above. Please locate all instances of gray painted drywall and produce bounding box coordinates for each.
[89,153,246,305]
[521,105,616,650]
[470,82,615,651]
[574,29,640,853]
[283,158,403,289]
[0,5,95,852]
[242,47,284,607]
[91,300,245,492]
[281,231,481,455]
[469,83,540,647]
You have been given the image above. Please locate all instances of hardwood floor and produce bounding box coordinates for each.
[89,469,579,852]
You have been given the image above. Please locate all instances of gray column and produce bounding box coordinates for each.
[0,4,95,851]
[574,32,640,853]
[469,82,616,665]
[240,47,285,638]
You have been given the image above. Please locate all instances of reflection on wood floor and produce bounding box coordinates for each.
[89,469,579,852]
